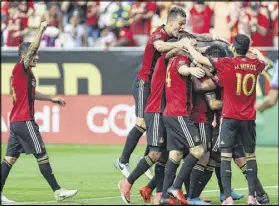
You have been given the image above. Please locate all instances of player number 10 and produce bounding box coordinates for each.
[236,73,256,96]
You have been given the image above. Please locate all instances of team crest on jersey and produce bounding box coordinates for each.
[159,137,164,143]
[193,136,200,142]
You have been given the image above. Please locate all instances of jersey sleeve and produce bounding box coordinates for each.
[213,72,224,88]
[208,57,227,72]
[150,29,166,44]
[257,59,266,73]
[174,56,190,71]
[271,59,278,89]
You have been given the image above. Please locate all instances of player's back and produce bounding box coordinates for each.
[145,53,167,113]
[10,62,36,123]
[137,25,169,83]
[164,56,192,116]
[213,56,265,120]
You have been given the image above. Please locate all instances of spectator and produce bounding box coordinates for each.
[151,2,172,33]
[110,23,137,47]
[63,12,87,48]
[41,3,63,47]
[270,2,278,47]
[18,1,35,28]
[3,2,29,47]
[227,2,250,43]
[87,1,100,44]
[246,2,274,47]
[189,0,215,34]
[129,1,157,46]
[94,26,117,48]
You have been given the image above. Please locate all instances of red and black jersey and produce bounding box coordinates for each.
[10,62,36,123]
[209,56,265,120]
[191,77,211,123]
[145,53,167,113]
[163,56,192,116]
[137,25,169,83]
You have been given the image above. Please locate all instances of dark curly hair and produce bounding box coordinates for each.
[233,34,250,55]
[204,44,227,58]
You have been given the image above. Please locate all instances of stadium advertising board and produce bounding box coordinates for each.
[1,95,147,144]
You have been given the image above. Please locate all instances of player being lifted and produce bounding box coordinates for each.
[184,34,268,205]
[1,21,78,204]
[115,5,189,178]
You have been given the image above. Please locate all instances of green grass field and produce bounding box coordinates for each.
[1,144,278,205]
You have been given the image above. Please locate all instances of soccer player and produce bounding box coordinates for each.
[255,59,278,112]
[192,45,269,204]
[118,38,178,205]
[184,34,267,205]
[160,45,206,204]
[115,6,188,178]
[1,21,78,204]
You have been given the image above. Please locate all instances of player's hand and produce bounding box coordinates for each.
[249,47,262,55]
[190,67,205,78]
[255,100,265,112]
[40,21,48,32]
[51,97,66,107]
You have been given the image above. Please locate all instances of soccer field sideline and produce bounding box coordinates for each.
[12,185,278,205]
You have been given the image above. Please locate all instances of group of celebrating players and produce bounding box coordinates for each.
[115,5,270,205]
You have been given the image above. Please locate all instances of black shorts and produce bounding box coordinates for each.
[219,118,256,149]
[145,112,167,148]
[195,122,212,152]
[211,124,221,153]
[6,120,46,156]
[132,77,150,118]
[163,116,202,151]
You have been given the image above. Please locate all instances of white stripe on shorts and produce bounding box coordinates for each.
[178,116,195,147]
[152,113,160,146]
[199,123,207,150]
[26,121,41,153]
[138,80,144,117]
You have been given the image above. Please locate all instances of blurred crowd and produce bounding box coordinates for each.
[1,1,278,48]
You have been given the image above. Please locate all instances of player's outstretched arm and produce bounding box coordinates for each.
[153,38,186,53]
[35,91,66,107]
[193,33,230,45]
[184,39,213,67]
[192,77,216,92]
[249,48,268,65]
[205,92,223,110]
[23,21,48,69]
[255,89,278,112]
[178,65,205,78]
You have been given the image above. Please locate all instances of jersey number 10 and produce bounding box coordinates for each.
[236,73,256,96]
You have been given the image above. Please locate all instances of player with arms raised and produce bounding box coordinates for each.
[1,21,78,204]
[184,34,267,205]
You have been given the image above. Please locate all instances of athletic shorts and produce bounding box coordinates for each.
[6,120,46,156]
[219,118,256,149]
[163,116,202,151]
[132,77,150,118]
[195,122,212,152]
[145,112,167,148]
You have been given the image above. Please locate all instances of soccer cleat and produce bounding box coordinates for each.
[167,186,189,205]
[54,188,78,201]
[188,197,211,205]
[1,194,15,204]
[159,196,181,205]
[247,195,260,205]
[222,197,234,205]
[118,179,132,204]
[138,157,154,180]
[153,192,162,205]
[220,190,244,202]
[256,193,269,204]
[139,185,152,203]
[115,158,131,178]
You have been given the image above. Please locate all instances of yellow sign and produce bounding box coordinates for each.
[1,63,102,95]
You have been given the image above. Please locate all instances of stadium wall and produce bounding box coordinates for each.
[1,48,278,146]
